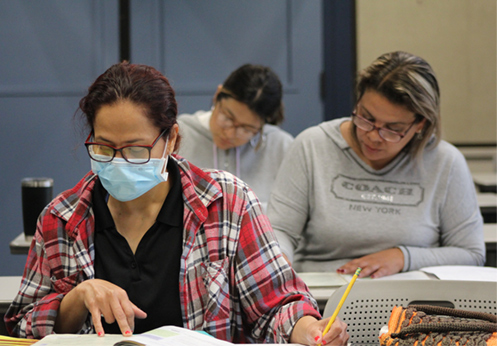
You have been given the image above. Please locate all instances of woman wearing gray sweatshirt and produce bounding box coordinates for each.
[268,51,485,278]
[177,64,294,210]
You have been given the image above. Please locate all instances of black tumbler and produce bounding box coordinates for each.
[21,177,53,238]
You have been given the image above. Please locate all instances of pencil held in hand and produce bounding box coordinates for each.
[318,267,362,346]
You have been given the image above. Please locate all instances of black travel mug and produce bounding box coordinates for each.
[21,177,53,238]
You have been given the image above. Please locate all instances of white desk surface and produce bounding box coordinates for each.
[477,192,497,208]
[0,276,22,304]
[459,146,496,158]
[484,223,497,243]
[9,233,32,255]
[473,172,497,187]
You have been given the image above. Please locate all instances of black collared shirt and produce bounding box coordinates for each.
[93,158,184,334]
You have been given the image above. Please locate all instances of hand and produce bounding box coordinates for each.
[74,279,147,336]
[337,248,404,278]
[290,315,349,346]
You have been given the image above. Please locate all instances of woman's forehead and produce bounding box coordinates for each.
[358,91,415,123]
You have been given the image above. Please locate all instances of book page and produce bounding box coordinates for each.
[297,272,351,287]
[33,334,124,346]
[32,327,233,346]
[115,326,233,346]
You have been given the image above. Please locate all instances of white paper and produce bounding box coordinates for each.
[420,265,497,282]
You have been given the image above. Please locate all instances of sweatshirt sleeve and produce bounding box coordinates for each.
[267,135,312,263]
[400,150,486,271]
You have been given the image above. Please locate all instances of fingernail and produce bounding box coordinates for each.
[125,330,132,336]
[97,331,103,337]
[336,268,344,273]
[322,340,327,345]
[315,335,320,341]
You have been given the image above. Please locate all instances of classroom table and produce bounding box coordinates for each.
[473,172,497,193]
[0,276,22,336]
[484,223,497,267]
[477,192,497,223]
[9,233,32,255]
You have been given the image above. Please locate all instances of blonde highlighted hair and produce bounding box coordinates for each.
[353,51,441,161]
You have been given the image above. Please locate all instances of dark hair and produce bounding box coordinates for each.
[78,61,181,151]
[216,64,284,125]
[354,51,441,160]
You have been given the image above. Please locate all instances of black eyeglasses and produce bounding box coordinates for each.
[85,130,166,164]
[352,113,417,143]
[215,100,263,139]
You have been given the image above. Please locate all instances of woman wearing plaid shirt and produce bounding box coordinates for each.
[5,62,348,345]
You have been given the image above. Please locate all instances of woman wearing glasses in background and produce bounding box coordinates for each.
[268,51,485,278]
[5,62,348,346]
[177,64,293,210]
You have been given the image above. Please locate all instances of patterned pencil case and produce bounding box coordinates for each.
[379,304,497,346]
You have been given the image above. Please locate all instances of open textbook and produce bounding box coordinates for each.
[32,326,303,346]
[33,326,233,346]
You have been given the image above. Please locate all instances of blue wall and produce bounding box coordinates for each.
[0,0,323,276]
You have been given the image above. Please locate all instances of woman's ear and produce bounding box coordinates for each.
[415,118,427,134]
[212,84,223,105]
[168,124,179,153]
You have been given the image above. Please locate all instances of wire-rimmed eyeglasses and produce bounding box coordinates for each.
[85,129,166,164]
[351,113,417,143]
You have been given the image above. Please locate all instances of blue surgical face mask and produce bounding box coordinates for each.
[91,138,169,202]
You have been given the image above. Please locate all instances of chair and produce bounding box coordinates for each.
[322,280,497,345]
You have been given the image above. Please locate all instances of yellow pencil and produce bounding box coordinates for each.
[318,267,362,346]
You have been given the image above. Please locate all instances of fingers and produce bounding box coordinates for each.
[356,264,380,278]
[79,279,146,337]
[93,297,146,337]
[320,318,349,346]
[89,306,105,337]
[337,259,376,277]
[338,262,381,278]
[132,304,148,319]
[336,248,404,278]
[291,316,349,346]
[109,292,133,335]
[367,266,389,279]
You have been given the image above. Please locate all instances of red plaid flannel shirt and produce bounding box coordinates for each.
[5,155,320,342]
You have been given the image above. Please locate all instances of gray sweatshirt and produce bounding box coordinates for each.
[177,110,294,209]
[267,118,485,272]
